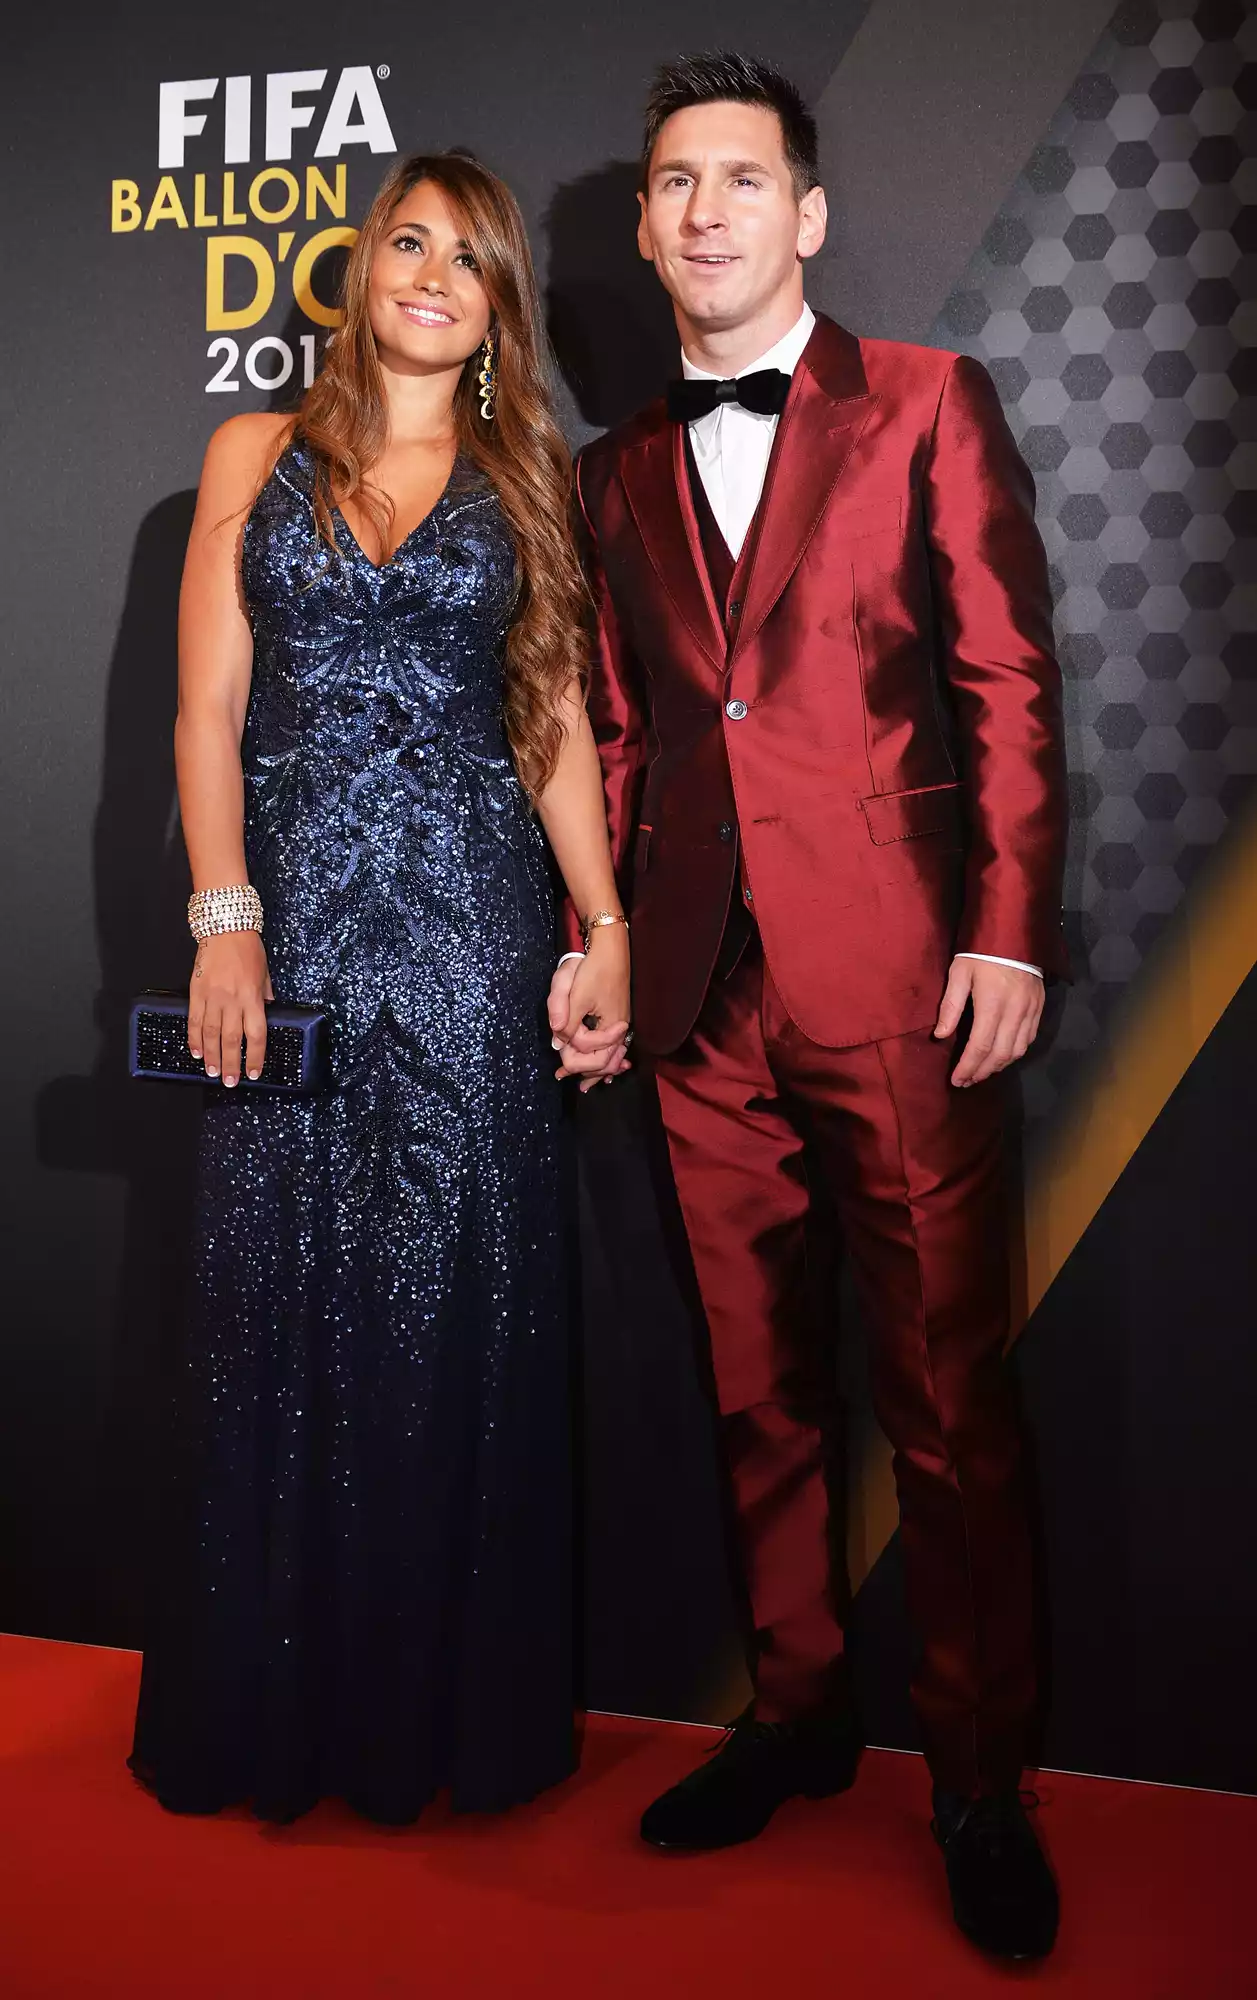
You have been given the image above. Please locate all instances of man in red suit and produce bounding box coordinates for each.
[550,52,1067,1961]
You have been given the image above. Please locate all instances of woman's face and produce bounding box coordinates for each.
[367,179,492,373]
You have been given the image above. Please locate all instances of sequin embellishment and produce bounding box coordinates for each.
[130,446,572,1821]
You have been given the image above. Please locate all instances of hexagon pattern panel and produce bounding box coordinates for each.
[929,0,1256,1128]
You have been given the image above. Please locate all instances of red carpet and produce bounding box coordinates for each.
[0,1636,1251,1998]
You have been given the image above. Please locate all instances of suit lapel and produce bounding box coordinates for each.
[621,419,725,673]
[733,316,878,657]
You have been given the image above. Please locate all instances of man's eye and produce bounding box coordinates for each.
[732,177,761,189]
[664,176,691,191]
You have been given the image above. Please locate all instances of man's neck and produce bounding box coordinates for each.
[677,288,808,378]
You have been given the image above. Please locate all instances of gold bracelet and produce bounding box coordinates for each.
[581,909,629,952]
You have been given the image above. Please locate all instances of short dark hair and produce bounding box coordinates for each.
[641,52,820,200]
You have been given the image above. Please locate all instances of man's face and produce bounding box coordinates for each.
[637,101,826,336]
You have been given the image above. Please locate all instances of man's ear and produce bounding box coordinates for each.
[798,185,828,262]
[636,190,654,263]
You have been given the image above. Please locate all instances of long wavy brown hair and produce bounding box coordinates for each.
[293,152,587,799]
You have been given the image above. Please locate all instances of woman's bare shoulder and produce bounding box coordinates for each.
[204,411,294,477]
[197,412,295,516]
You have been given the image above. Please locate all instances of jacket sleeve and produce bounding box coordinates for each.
[559,448,650,955]
[923,353,1070,977]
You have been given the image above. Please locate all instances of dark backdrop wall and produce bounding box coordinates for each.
[2,0,1254,1792]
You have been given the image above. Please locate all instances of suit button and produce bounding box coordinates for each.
[726,698,748,720]
[729,597,741,617]
[718,821,734,842]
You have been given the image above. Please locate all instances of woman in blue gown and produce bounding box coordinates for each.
[130,153,631,1823]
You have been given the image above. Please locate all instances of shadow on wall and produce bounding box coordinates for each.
[541,160,755,1719]
[34,493,201,1644]
[28,342,323,1639]
[544,162,678,431]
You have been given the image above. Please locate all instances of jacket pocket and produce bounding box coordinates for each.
[828,495,903,540]
[859,781,963,846]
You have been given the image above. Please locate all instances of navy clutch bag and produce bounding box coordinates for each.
[128,991,331,1094]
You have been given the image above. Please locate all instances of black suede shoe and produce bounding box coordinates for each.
[932,1788,1060,1960]
[640,1706,862,1850]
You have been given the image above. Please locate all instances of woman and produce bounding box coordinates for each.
[130,152,630,1823]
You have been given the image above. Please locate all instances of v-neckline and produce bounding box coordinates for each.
[334,457,458,573]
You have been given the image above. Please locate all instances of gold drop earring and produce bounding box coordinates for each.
[478,330,497,423]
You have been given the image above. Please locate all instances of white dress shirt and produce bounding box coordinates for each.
[678,305,1041,982]
[681,303,817,559]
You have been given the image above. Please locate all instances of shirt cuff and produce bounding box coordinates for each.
[557,951,584,967]
[955,952,1043,979]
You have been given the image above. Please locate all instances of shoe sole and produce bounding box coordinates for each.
[641,1767,860,1852]
[954,1911,1059,1962]
[958,1929,1057,1962]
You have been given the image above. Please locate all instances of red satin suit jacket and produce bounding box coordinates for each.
[572,313,1069,1055]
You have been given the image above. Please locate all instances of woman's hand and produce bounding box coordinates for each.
[188,931,273,1087]
[547,930,632,1094]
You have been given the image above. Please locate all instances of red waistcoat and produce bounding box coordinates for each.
[571,314,1069,1055]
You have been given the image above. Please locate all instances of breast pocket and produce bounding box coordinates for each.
[807,496,907,596]
[828,495,903,542]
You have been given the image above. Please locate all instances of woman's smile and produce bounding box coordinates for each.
[396,298,457,326]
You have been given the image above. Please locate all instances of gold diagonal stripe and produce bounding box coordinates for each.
[1022,799,1257,1314]
[848,799,1257,1592]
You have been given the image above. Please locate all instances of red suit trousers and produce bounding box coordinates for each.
[652,932,1035,1796]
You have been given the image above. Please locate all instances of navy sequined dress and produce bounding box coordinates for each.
[130,444,572,1822]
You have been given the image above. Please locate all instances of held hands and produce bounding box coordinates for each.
[547,930,632,1094]
[934,956,1044,1087]
[188,931,273,1086]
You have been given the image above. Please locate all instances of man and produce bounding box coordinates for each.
[551,52,1067,1961]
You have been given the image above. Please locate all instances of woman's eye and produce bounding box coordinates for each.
[394,233,422,253]
[454,252,481,272]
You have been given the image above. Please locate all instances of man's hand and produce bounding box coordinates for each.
[546,953,632,1095]
[934,957,1045,1088]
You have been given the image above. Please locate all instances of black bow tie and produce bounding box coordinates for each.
[666,368,792,424]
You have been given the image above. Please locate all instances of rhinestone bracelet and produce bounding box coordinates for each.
[187,884,264,942]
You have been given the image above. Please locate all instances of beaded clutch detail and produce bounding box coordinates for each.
[129,992,330,1094]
